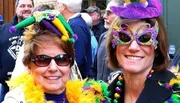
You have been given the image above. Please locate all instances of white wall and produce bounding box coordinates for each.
[33,0,57,7]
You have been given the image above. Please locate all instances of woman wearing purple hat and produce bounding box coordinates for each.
[106,0,180,103]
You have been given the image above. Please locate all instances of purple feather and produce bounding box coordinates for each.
[73,34,78,40]
[9,26,17,33]
[40,19,62,36]
[110,0,162,19]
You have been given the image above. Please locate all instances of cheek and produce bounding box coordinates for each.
[144,46,155,57]
[16,9,23,15]
[30,66,46,84]
[116,45,126,55]
[109,15,117,23]
[115,46,123,61]
[61,66,71,80]
[16,9,20,14]
[29,8,33,11]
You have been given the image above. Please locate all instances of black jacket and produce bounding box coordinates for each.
[92,20,107,42]
[108,70,179,103]
[0,16,24,84]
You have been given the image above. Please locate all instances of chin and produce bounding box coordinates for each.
[104,25,109,29]
[122,65,142,73]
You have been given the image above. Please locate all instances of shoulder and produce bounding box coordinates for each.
[150,70,180,102]
[2,87,25,103]
[69,16,87,27]
[0,23,12,30]
[99,31,107,43]
[161,74,180,102]
[151,70,175,82]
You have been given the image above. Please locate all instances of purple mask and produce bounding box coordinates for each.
[111,21,159,48]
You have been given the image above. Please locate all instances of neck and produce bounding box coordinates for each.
[62,10,76,20]
[123,69,152,103]
[45,88,66,95]
[124,75,145,103]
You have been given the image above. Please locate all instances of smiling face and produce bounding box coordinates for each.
[15,0,33,22]
[116,21,155,74]
[29,42,71,94]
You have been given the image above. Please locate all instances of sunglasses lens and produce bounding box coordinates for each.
[55,54,71,66]
[119,32,131,42]
[32,54,72,67]
[33,55,51,67]
[139,33,152,43]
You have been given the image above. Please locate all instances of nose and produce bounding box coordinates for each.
[48,59,58,72]
[128,40,140,52]
[24,6,29,10]
[103,12,107,20]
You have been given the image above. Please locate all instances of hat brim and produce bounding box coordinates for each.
[110,0,162,19]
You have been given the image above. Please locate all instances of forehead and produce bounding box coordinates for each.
[34,42,62,53]
[128,21,146,27]
[88,12,99,16]
[123,21,148,33]
[18,0,33,5]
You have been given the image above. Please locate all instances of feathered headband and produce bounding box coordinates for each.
[110,0,162,19]
[9,10,78,44]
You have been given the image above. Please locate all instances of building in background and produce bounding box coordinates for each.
[0,0,107,23]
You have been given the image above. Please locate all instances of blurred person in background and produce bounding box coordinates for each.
[56,0,92,78]
[81,13,98,65]
[82,6,107,42]
[0,0,34,101]
[93,0,124,82]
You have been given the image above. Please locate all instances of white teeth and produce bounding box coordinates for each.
[126,56,142,60]
[46,77,59,80]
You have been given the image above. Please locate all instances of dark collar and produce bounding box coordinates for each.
[136,78,172,103]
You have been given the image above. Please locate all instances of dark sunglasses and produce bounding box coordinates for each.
[31,54,72,67]
[112,21,159,48]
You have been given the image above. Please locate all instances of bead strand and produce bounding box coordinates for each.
[113,74,123,103]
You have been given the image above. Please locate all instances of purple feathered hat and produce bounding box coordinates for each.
[110,0,162,19]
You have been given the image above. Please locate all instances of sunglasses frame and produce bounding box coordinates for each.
[31,54,72,67]
[111,21,159,48]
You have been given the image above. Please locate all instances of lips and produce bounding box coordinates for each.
[22,11,31,15]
